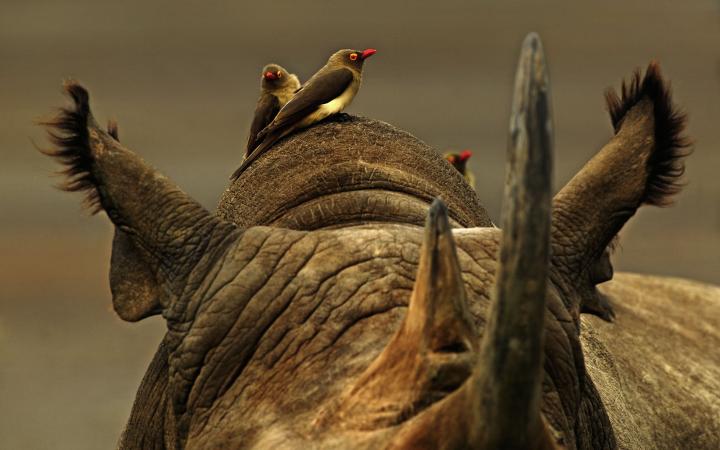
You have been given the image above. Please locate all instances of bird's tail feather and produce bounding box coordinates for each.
[230,130,283,180]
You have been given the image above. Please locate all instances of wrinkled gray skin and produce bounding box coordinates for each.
[42,35,719,450]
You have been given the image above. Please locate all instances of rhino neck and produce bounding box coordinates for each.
[218,115,494,230]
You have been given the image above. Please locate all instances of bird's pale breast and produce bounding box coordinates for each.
[309,77,361,124]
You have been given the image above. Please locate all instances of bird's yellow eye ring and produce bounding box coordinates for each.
[277,71,282,78]
[349,53,358,61]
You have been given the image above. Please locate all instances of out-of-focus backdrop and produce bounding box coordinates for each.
[1,0,718,448]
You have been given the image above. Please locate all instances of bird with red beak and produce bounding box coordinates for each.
[245,64,301,157]
[231,48,377,179]
[445,149,476,189]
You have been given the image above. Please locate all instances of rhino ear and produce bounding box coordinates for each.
[551,63,690,318]
[110,229,163,321]
[102,118,161,322]
[42,81,237,323]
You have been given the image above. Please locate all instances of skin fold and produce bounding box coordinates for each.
[40,35,718,450]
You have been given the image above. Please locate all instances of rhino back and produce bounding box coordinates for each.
[582,273,720,449]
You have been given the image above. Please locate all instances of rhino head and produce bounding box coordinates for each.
[42,34,689,449]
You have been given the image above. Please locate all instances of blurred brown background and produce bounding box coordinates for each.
[1,0,718,448]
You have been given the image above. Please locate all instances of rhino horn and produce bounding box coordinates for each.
[389,32,558,449]
[403,198,477,354]
[467,31,554,448]
[41,81,237,321]
[323,198,478,429]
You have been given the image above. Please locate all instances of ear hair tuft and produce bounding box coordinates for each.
[39,80,102,214]
[107,119,119,141]
[604,62,692,207]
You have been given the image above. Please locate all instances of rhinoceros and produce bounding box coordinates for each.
[41,34,719,449]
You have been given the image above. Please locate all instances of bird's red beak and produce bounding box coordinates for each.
[361,48,377,60]
[264,71,278,80]
[460,150,473,161]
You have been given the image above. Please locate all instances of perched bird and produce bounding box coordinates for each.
[231,48,377,179]
[245,64,301,157]
[445,149,476,188]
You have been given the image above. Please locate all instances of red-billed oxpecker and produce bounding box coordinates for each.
[231,48,377,179]
[445,149,476,188]
[245,64,301,157]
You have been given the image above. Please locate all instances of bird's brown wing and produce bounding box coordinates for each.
[231,68,354,180]
[256,68,354,141]
[246,93,280,156]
